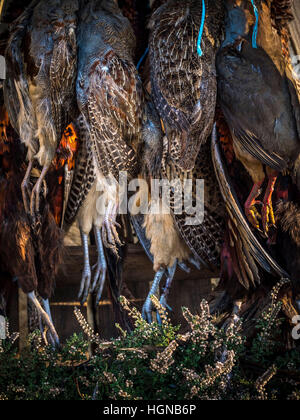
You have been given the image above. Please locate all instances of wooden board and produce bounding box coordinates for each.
[50,244,216,341]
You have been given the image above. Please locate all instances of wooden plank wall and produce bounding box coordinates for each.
[49,245,215,341]
[6,245,217,343]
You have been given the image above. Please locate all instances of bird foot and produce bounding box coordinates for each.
[142,269,165,324]
[245,201,263,230]
[142,297,154,324]
[156,294,172,325]
[30,182,42,216]
[102,215,123,256]
[91,258,107,305]
[78,266,92,305]
[28,292,59,348]
[262,201,276,236]
[30,165,50,215]
[21,162,33,214]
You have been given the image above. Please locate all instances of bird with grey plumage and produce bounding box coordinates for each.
[64,0,145,304]
[148,0,225,172]
[217,0,300,237]
[4,0,79,216]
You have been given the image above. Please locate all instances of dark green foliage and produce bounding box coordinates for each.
[0,294,300,400]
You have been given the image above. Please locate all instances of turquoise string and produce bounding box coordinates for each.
[136,47,149,70]
[197,0,206,57]
[251,0,259,48]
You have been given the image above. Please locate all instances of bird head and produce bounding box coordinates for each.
[222,0,257,47]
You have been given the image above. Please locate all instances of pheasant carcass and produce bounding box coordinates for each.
[216,0,300,236]
[0,105,65,347]
[149,0,225,171]
[64,0,144,304]
[132,97,226,322]
[4,0,79,215]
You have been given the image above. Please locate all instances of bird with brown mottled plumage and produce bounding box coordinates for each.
[4,0,79,216]
[148,0,225,172]
[131,96,226,322]
[64,0,144,304]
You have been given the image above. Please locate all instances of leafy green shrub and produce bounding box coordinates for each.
[0,284,300,400]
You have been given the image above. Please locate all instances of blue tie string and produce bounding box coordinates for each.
[251,0,259,48]
[197,0,206,57]
[136,47,149,70]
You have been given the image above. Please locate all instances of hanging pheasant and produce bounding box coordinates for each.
[4,0,79,215]
[0,103,65,347]
[132,96,226,322]
[149,0,225,171]
[64,0,144,304]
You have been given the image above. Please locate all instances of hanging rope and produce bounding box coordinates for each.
[251,0,259,48]
[197,0,206,57]
[136,46,149,70]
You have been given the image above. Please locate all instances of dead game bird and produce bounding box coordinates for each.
[135,100,226,322]
[64,0,144,304]
[0,107,64,347]
[149,0,225,171]
[216,0,300,236]
[4,0,79,215]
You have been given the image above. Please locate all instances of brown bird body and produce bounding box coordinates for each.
[4,0,79,215]
[65,0,145,303]
[0,106,63,346]
[149,0,225,171]
[136,100,226,322]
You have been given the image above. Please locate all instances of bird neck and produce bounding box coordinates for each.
[222,1,251,47]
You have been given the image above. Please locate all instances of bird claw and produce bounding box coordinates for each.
[28,292,60,348]
[91,260,107,305]
[21,180,32,215]
[262,202,276,236]
[156,295,172,325]
[78,268,92,304]
[160,295,172,312]
[142,298,154,324]
[102,218,123,256]
[245,204,262,230]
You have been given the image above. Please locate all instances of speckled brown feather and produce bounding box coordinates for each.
[76,0,144,182]
[149,0,225,171]
[161,140,226,269]
[64,116,96,226]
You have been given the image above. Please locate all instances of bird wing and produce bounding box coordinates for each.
[64,116,96,227]
[162,140,226,269]
[211,124,290,285]
[217,45,296,172]
[86,50,143,180]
